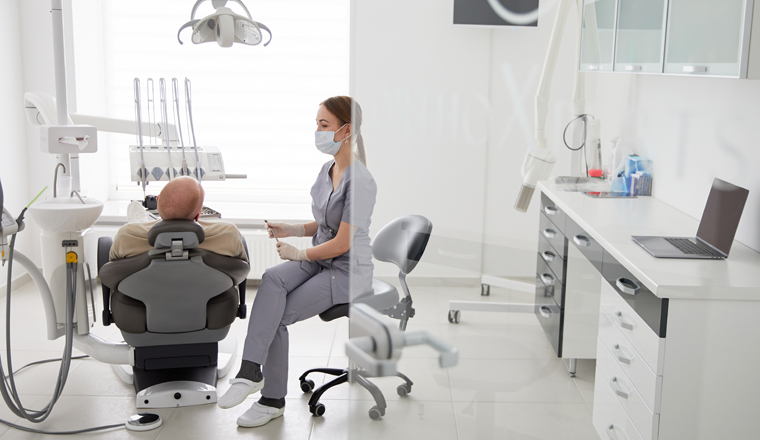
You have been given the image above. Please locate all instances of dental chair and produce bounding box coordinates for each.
[299,215,432,420]
[97,220,249,408]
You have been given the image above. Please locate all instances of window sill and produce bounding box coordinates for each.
[96,200,313,228]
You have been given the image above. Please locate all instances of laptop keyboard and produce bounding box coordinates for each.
[664,238,721,256]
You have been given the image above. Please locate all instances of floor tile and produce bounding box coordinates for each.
[0,395,174,439]
[453,401,596,440]
[449,359,586,403]
[441,322,557,360]
[310,399,459,440]
[155,397,314,440]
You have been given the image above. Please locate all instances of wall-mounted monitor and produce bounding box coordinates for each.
[454,0,540,27]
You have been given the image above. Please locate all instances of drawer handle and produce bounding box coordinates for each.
[542,228,557,239]
[543,206,559,216]
[610,377,630,399]
[614,311,634,331]
[541,251,556,262]
[606,424,625,440]
[540,273,555,286]
[624,65,642,72]
[615,277,640,295]
[612,344,632,365]
[573,234,591,247]
[539,306,553,318]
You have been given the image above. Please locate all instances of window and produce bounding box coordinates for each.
[71,0,350,204]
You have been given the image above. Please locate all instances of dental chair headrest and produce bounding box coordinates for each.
[147,220,205,248]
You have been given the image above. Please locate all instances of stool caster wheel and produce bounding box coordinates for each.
[300,379,315,393]
[481,283,490,296]
[397,383,411,397]
[448,310,460,324]
[368,405,384,420]
[310,402,326,417]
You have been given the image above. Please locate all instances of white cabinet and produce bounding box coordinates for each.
[613,0,668,73]
[663,0,759,78]
[579,0,618,72]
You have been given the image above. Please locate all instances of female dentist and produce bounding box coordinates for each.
[218,96,377,427]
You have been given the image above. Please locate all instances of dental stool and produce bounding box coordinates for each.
[299,215,432,420]
[97,220,250,408]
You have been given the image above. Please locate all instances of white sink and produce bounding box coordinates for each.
[27,197,104,232]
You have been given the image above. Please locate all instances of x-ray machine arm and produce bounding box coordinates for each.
[514,0,585,212]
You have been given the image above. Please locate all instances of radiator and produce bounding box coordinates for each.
[243,231,313,280]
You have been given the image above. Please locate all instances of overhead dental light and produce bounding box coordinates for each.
[177,0,272,48]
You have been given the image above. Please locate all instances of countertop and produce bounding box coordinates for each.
[538,180,760,301]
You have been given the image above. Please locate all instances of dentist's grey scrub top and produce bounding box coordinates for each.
[308,159,377,304]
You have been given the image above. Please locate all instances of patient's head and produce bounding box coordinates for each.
[157,177,204,221]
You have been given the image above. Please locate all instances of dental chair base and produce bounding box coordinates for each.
[112,336,238,408]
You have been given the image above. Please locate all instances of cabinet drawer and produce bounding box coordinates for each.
[593,368,645,440]
[601,281,665,375]
[565,216,603,272]
[596,341,660,440]
[537,254,564,308]
[534,274,563,357]
[538,240,567,285]
[540,192,567,235]
[539,212,567,258]
[601,252,668,337]
[598,310,661,412]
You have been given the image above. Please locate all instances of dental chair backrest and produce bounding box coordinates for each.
[99,220,249,346]
[371,215,432,275]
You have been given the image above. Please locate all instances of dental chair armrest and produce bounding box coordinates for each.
[97,237,114,325]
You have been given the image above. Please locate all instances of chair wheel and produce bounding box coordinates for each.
[448,310,460,324]
[368,405,383,420]
[300,379,315,393]
[310,402,326,417]
[397,384,411,397]
[481,283,490,296]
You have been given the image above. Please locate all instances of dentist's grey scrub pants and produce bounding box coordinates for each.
[242,160,377,399]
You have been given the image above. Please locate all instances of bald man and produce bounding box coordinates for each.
[109,177,247,261]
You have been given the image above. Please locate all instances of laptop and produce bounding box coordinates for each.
[632,178,749,259]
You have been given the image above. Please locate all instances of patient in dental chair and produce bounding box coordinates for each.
[109,176,248,262]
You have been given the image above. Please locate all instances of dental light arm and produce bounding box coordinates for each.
[514,0,585,212]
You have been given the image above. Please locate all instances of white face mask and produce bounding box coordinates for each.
[315,123,349,156]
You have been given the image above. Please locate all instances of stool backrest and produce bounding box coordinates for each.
[372,215,432,274]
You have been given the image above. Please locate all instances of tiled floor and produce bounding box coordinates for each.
[0,281,597,439]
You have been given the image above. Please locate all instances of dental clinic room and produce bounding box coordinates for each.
[1,0,760,438]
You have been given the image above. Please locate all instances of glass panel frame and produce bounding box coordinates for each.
[579,0,619,72]
[613,0,668,74]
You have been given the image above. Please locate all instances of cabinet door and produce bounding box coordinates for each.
[579,0,618,72]
[663,0,753,77]
[613,0,668,73]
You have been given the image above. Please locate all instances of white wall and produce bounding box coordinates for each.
[0,0,31,291]
[585,73,760,252]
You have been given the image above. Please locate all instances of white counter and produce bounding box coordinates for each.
[537,181,760,301]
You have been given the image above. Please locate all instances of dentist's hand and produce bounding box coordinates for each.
[266,222,305,239]
[277,242,310,261]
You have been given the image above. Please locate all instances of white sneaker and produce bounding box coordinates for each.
[127,201,157,224]
[218,378,265,409]
[237,402,285,428]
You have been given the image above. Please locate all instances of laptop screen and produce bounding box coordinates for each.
[696,178,749,256]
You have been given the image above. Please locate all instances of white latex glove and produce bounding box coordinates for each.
[277,242,309,261]
[266,221,305,239]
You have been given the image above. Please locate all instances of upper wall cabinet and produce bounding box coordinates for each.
[579,0,617,72]
[613,0,668,73]
[664,0,757,78]
[580,0,760,78]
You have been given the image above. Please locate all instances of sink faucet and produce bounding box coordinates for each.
[53,163,66,198]
[70,190,85,205]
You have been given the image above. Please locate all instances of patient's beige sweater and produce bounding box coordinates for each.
[109,220,248,262]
